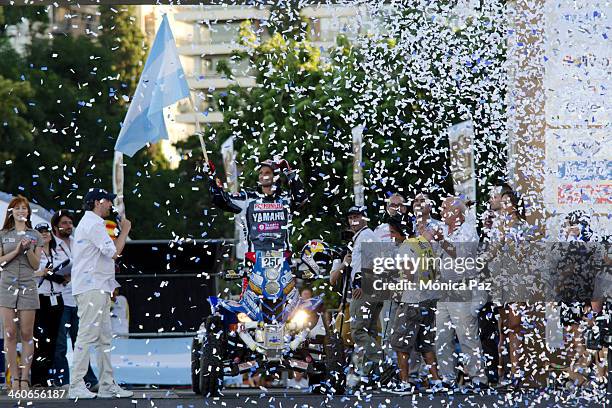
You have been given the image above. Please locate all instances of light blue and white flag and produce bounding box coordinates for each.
[114,14,190,157]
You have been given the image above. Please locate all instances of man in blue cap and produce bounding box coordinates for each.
[68,189,132,399]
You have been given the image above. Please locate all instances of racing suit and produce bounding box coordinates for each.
[208,170,307,252]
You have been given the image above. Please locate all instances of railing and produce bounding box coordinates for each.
[114,332,197,338]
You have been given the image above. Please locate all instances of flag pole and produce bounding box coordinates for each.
[187,93,209,163]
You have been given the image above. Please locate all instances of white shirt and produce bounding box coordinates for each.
[55,236,76,307]
[374,223,393,242]
[72,211,119,296]
[438,218,480,282]
[415,217,448,238]
[350,226,378,283]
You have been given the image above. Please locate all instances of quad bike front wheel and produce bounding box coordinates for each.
[199,316,226,397]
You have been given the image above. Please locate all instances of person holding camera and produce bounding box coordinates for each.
[30,222,66,387]
[68,189,132,399]
[0,195,43,391]
[345,206,383,385]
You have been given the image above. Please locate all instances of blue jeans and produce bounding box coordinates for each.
[54,305,98,386]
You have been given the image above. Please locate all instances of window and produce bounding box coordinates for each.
[200,21,243,45]
[201,56,253,77]
[313,16,361,42]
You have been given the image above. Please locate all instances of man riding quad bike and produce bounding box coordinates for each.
[191,159,346,396]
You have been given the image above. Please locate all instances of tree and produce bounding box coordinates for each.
[98,5,147,103]
[0,34,122,209]
[0,75,33,168]
[0,6,48,36]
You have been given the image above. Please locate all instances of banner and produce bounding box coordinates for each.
[543,1,612,216]
[352,124,365,207]
[220,137,246,260]
[112,151,126,218]
[447,120,476,202]
[221,137,239,194]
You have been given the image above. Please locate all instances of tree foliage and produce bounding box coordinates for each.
[98,5,147,104]
[0,6,48,35]
[196,2,507,248]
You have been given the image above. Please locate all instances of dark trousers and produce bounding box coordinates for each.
[478,302,500,383]
[54,305,98,386]
[31,294,64,386]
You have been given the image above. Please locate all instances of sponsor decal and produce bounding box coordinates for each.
[238,361,259,372]
[251,273,264,287]
[289,359,309,370]
[254,203,284,210]
[558,183,612,204]
[252,212,286,223]
[257,222,281,232]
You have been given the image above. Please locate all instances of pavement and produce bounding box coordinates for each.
[0,387,610,408]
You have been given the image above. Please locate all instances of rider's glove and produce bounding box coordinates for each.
[276,159,292,173]
[196,159,215,175]
[200,159,216,175]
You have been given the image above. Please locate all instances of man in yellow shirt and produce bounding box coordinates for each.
[384,217,442,394]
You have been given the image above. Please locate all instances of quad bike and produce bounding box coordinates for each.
[191,240,346,396]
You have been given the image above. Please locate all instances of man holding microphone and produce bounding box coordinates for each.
[68,189,133,399]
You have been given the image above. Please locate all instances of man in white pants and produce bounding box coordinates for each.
[423,196,487,390]
[68,189,133,399]
[374,193,408,365]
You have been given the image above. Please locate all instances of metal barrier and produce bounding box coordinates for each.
[114,332,197,338]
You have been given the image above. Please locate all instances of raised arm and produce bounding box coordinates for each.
[209,178,246,214]
[285,170,308,211]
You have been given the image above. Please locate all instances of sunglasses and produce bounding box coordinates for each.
[35,223,51,232]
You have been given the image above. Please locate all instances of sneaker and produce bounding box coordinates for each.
[389,381,416,395]
[461,379,488,394]
[585,326,603,350]
[87,382,100,392]
[426,380,450,393]
[346,372,360,389]
[97,382,134,398]
[68,383,97,399]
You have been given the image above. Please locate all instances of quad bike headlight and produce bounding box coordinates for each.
[288,309,314,331]
[265,281,281,296]
[265,267,281,281]
[237,312,253,323]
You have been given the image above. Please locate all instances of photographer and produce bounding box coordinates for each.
[375,193,409,365]
[344,206,382,384]
[31,223,65,387]
[330,229,354,347]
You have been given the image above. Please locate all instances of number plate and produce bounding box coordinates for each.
[264,325,284,349]
[262,257,282,269]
